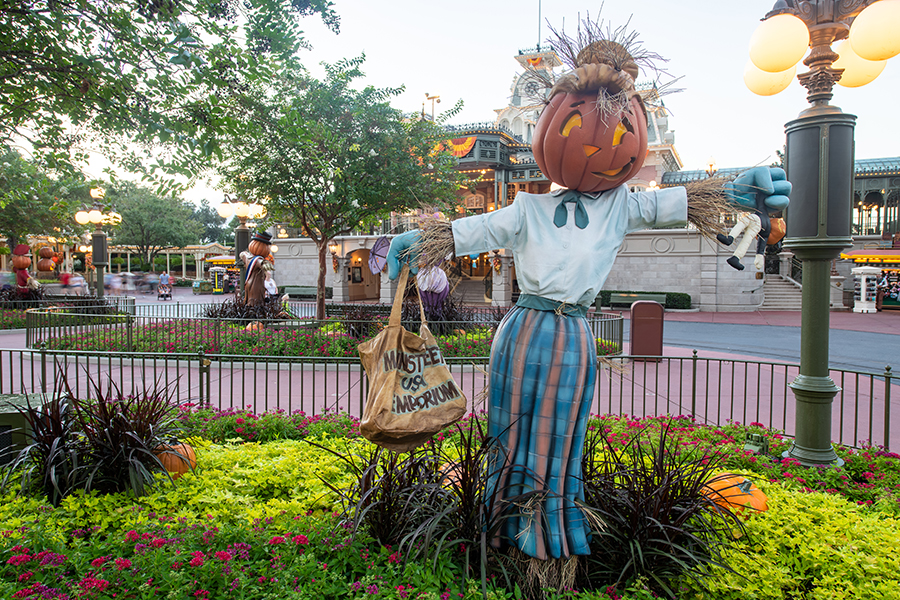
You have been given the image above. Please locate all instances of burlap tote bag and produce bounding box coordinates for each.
[358,265,467,451]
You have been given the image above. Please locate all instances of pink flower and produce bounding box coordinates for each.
[190,556,205,567]
[125,530,139,542]
[114,557,132,570]
[292,534,309,545]
[236,417,245,424]
[214,551,232,562]
[268,535,286,545]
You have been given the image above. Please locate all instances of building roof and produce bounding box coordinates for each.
[840,249,900,264]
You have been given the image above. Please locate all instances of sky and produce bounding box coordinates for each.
[180,0,900,203]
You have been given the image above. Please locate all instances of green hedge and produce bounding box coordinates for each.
[597,290,692,310]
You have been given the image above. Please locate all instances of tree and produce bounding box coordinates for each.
[190,198,230,244]
[0,146,83,248]
[218,57,467,318]
[107,183,200,265]
[0,0,339,181]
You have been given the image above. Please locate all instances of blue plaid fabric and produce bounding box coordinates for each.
[487,305,596,560]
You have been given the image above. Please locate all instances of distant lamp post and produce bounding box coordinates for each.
[705,157,718,178]
[74,187,121,299]
[745,0,900,466]
[329,241,341,273]
[423,93,441,121]
[217,194,266,294]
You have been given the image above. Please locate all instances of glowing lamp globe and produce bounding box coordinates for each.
[744,60,796,96]
[87,210,104,224]
[833,40,886,88]
[749,13,809,73]
[216,203,233,219]
[233,202,250,219]
[75,211,90,225]
[849,0,900,61]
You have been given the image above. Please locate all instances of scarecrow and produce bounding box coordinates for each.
[716,167,790,270]
[241,231,274,306]
[11,244,39,293]
[386,18,789,566]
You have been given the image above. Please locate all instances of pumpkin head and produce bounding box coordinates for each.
[532,47,649,193]
[39,246,56,259]
[11,255,31,271]
[37,258,55,272]
[703,472,768,517]
[248,231,273,257]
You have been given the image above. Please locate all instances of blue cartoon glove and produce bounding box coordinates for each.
[725,166,791,213]
[386,230,421,280]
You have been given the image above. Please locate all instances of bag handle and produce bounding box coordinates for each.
[389,264,428,328]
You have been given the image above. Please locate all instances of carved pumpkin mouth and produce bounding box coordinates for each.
[591,155,636,179]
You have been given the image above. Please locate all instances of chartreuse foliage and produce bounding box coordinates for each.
[683,479,900,599]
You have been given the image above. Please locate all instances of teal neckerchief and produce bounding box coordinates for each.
[552,190,589,229]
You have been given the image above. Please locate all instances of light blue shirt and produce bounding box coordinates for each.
[452,185,687,308]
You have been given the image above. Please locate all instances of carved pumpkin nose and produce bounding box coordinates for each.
[583,144,600,157]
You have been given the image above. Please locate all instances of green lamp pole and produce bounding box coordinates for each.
[746,0,900,465]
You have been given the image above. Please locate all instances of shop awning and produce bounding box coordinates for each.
[205,255,236,264]
[840,249,900,264]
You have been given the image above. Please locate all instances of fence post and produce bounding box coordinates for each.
[691,349,698,418]
[198,347,211,408]
[127,314,134,352]
[40,341,47,394]
[885,365,892,451]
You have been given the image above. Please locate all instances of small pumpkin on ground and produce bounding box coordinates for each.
[703,472,768,516]
[156,442,196,479]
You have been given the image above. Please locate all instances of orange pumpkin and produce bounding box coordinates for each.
[36,258,55,272]
[245,321,263,331]
[533,90,648,193]
[39,246,55,259]
[704,473,767,516]
[156,443,196,479]
[11,255,30,270]
[767,217,786,245]
[248,239,270,257]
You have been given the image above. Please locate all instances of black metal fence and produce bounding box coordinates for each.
[23,308,626,358]
[1,347,895,450]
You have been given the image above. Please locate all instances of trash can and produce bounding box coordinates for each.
[630,300,664,361]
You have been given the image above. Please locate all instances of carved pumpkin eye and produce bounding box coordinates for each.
[560,112,582,137]
[612,117,635,147]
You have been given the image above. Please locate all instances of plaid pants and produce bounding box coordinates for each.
[487,306,595,560]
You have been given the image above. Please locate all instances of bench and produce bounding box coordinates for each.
[609,293,667,308]
[282,286,318,299]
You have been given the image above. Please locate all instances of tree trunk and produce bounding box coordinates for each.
[316,240,327,320]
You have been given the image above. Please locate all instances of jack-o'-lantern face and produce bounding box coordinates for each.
[532,91,648,193]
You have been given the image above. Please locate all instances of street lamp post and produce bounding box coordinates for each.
[424,93,440,121]
[746,0,900,465]
[74,188,121,300]
[217,195,266,296]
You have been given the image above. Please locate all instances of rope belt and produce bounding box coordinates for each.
[516,294,589,318]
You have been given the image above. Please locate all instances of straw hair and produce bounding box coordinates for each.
[684,176,736,240]
[407,218,455,271]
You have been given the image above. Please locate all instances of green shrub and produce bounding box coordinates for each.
[682,480,900,599]
[597,290,692,310]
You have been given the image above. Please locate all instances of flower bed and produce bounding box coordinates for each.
[0,309,26,330]
[43,320,621,357]
[2,413,898,599]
